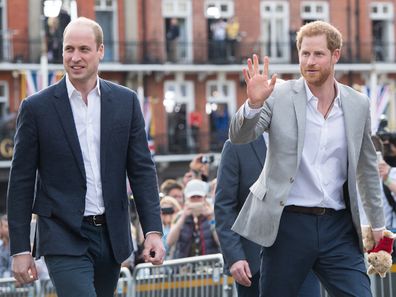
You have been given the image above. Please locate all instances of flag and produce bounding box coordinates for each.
[20,70,64,100]
[363,84,390,133]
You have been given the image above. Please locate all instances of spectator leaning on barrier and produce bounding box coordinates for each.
[167,179,220,258]
[160,196,182,259]
[0,215,11,278]
[378,157,396,230]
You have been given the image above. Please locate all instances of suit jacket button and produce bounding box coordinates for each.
[289,177,294,183]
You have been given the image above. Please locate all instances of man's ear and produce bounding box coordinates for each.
[99,44,105,60]
[332,48,341,63]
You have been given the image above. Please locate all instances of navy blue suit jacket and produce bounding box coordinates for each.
[7,77,162,263]
[214,136,266,275]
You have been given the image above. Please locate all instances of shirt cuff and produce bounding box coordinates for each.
[244,100,262,119]
[145,231,163,238]
[371,226,386,232]
[12,251,31,257]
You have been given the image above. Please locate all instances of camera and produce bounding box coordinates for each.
[161,207,175,215]
[201,154,214,164]
[377,116,396,145]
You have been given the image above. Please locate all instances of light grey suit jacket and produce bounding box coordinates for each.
[229,78,385,251]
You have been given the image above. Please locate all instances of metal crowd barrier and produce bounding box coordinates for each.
[0,277,35,297]
[131,253,233,297]
[3,255,396,296]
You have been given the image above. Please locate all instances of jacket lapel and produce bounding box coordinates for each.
[340,86,361,165]
[292,78,307,163]
[52,77,86,180]
[99,79,114,181]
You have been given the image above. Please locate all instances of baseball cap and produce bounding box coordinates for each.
[184,179,208,199]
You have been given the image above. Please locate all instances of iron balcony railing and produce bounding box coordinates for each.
[6,37,396,65]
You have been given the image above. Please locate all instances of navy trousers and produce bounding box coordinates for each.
[237,269,320,297]
[45,222,121,297]
[260,209,371,297]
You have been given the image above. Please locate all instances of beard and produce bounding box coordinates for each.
[300,65,332,87]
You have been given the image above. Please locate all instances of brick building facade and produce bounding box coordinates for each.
[0,0,395,209]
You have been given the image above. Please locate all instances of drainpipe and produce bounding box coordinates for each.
[355,0,361,61]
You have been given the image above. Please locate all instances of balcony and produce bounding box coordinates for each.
[150,130,227,156]
[4,37,396,66]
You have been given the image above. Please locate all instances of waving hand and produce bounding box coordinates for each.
[243,55,277,108]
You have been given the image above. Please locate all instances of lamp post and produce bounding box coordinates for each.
[41,0,62,89]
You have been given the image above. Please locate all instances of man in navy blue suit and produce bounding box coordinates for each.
[7,17,164,297]
[215,136,320,297]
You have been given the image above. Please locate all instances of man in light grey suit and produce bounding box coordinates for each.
[215,137,320,297]
[230,21,385,297]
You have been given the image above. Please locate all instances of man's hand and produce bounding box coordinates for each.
[243,55,277,108]
[12,254,38,285]
[230,260,252,287]
[372,229,385,245]
[378,161,391,179]
[143,233,165,265]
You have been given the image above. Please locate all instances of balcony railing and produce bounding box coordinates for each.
[151,130,227,155]
[6,37,396,65]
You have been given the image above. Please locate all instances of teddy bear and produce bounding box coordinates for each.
[367,250,393,278]
[361,225,394,278]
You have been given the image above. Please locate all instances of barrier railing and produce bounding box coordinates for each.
[131,253,232,297]
[1,255,396,296]
[0,277,36,296]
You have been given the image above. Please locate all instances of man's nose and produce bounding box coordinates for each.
[71,52,81,62]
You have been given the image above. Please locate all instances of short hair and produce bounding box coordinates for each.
[63,17,103,49]
[160,196,182,212]
[160,179,183,195]
[296,21,342,53]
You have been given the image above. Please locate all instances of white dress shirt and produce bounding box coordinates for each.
[244,80,347,210]
[66,75,104,216]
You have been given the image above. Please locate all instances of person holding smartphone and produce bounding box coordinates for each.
[166,179,220,258]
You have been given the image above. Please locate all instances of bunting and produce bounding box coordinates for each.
[20,70,64,100]
[362,84,391,133]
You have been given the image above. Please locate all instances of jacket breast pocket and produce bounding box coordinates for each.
[249,180,267,200]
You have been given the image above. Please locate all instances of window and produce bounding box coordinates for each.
[0,82,8,117]
[260,1,290,62]
[0,81,14,162]
[164,80,195,153]
[95,0,118,62]
[163,0,192,62]
[205,0,234,18]
[206,79,235,151]
[370,2,394,62]
[162,0,190,17]
[370,2,393,20]
[301,1,329,22]
[0,0,9,61]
